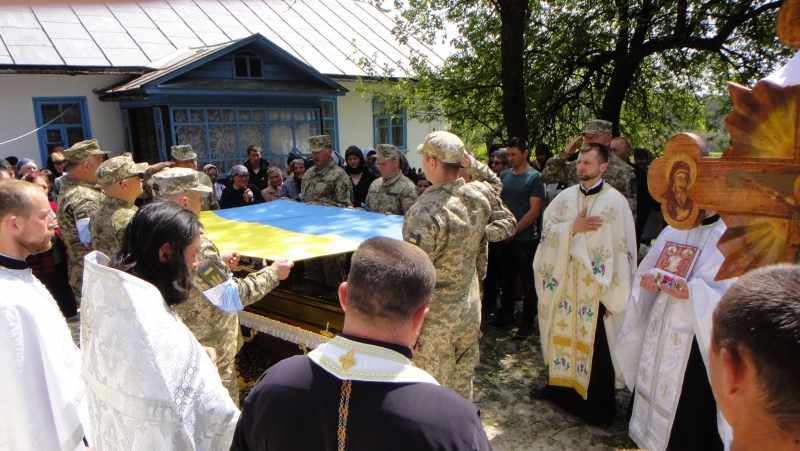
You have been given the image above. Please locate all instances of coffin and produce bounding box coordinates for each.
[200,200,404,357]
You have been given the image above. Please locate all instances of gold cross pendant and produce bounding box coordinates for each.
[339,350,356,370]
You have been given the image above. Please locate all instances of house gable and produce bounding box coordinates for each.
[99,34,346,102]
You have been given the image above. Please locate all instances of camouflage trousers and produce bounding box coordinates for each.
[67,257,85,305]
[415,296,482,401]
[218,353,240,407]
[304,254,346,286]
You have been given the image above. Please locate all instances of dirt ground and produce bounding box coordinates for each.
[475,323,636,451]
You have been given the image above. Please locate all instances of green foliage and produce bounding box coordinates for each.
[358,0,791,153]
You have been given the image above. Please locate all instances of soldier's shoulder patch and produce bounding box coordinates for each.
[197,261,227,287]
[75,209,91,220]
[407,233,421,246]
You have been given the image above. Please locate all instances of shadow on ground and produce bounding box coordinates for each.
[476,323,636,451]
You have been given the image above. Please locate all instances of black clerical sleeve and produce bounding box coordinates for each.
[230,355,492,451]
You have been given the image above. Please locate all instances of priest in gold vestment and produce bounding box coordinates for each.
[532,142,637,426]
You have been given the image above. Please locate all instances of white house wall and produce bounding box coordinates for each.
[0,74,128,165]
[336,81,444,170]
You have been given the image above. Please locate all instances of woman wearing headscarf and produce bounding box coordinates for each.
[81,201,239,450]
[344,145,377,207]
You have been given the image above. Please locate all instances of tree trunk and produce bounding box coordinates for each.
[498,0,528,142]
[600,58,640,137]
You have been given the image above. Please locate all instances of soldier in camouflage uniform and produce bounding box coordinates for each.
[170,144,220,211]
[302,135,352,285]
[89,155,143,258]
[301,135,353,207]
[56,139,108,302]
[402,131,516,400]
[365,144,417,214]
[540,119,637,216]
[153,168,294,405]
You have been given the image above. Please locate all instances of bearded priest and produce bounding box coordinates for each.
[531,142,637,426]
[0,180,91,451]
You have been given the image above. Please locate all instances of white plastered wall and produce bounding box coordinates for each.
[0,74,128,166]
[335,81,444,170]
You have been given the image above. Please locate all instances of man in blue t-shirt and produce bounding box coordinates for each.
[487,137,546,338]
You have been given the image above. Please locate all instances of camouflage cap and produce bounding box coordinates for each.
[96,155,141,187]
[582,119,613,136]
[171,144,197,161]
[308,135,332,152]
[376,144,400,160]
[416,131,464,164]
[64,139,109,162]
[151,168,212,196]
[135,162,149,173]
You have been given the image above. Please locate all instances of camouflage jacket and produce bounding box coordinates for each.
[462,158,516,280]
[198,171,220,211]
[365,173,417,214]
[89,197,137,259]
[402,179,515,314]
[171,236,279,390]
[301,161,353,208]
[56,178,105,299]
[540,151,637,217]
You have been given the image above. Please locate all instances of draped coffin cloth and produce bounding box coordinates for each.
[199,200,404,261]
[616,221,735,451]
[81,252,239,451]
[534,184,637,398]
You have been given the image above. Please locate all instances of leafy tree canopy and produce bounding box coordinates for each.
[358,0,792,153]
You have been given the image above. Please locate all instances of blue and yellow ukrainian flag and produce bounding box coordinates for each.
[199,200,404,261]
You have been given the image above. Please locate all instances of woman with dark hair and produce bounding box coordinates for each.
[22,171,76,317]
[344,144,377,207]
[81,200,239,450]
[531,144,552,172]
[46,151,66,178]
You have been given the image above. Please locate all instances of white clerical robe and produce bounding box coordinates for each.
[0,264,90,451]
[616,220,735,451]
[534,183,637,398]
[81,252,239,450]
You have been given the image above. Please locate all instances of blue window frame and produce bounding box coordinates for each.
[321,98,338,151]
[32,97,91,164]
[372,99,406,149]
[233,54,263,79]
[170,107,320,175]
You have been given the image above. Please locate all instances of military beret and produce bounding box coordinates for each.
[96,155,141,187]
[308,135,332,152]
[416,131,464,164]
[171,144,197,161]
[64,139,109,162]
[151,168,212,196]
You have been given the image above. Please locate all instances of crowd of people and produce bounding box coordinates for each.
[1,123,798,451]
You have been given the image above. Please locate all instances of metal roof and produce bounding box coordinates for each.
[0,1,446,77]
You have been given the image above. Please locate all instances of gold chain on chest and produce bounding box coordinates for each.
[337,380,352,451]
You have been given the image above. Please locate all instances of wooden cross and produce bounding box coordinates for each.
[648,81,800,280]
[339,350,356,370]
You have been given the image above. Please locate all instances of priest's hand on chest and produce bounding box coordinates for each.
[573,208,603,233]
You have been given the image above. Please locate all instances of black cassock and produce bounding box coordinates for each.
[230,334,492,451]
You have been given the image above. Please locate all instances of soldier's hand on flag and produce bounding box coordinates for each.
[221,251,240,270]
[270,259,295,280]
